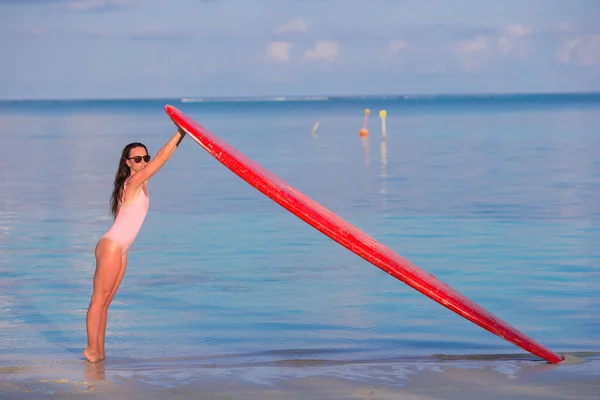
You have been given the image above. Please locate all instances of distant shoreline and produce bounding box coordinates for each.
[2,91,600,103]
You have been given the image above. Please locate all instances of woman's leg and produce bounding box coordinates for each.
[84,238,122,363]
[98,252,128,361]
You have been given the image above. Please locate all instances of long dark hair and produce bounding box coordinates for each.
[109,142,148,218]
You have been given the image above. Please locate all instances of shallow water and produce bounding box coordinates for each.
[1,95,599,380]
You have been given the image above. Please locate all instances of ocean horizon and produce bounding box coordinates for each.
[2,90,600,102]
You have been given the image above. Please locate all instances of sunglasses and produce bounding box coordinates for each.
[128,155,151,163]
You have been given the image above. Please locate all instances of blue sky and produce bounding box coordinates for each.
[1,0,599,99]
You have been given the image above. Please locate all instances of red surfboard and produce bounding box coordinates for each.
[165,104,563,364]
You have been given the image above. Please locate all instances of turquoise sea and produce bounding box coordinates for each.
[1,93,599,390]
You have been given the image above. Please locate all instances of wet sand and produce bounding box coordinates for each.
[2,354,599,399]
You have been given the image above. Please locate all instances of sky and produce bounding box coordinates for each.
[0,0,599,99]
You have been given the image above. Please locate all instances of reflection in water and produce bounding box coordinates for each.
[380,138,387,194]
[84,361,106,382]
[379,110,388,195]
[84,361,106,392]
[361,136,370,166]
[380,139,387,176]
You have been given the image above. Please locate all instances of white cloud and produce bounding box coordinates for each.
[67,0,133,11]
[388,40,407,55]
[451,36,488,72]
[450,24,533,71]
[265,41,294,63]
[557,35,600,67]
[496,24,532,57]
[556,39,579,64]
[130,28,188,41]
[85,28,109,37]
[274,18,309,36]
[504,24,532,37]
[304,40,340,63]
[30,28,50,36]
[454,36,487,53]
[558,22,571,32]
[497,36,512,54]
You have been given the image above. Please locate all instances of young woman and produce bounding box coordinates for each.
[84,129,186,363]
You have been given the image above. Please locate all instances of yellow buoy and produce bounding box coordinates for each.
[379,109,387,139]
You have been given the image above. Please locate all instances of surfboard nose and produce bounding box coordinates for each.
[164,104,176,115]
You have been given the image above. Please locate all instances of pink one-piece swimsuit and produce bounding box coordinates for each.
[102,178,149,254]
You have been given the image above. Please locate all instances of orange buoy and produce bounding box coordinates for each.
[360,108,370,136]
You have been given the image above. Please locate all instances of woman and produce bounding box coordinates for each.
[84,128,186,363]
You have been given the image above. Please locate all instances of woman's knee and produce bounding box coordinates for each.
[92,238,124,308]
[91,291,113,308]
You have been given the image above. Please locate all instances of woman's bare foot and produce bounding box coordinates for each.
[83,348,100,363]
